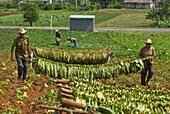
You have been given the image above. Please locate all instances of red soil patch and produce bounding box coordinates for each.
[0,53,59,114]
[0,11,23,16]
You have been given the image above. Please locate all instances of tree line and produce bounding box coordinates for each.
[0,0,170,28]
[0,0,124,11]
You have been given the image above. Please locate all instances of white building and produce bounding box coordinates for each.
[123,0,155,9]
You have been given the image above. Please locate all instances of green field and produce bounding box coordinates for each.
[0,28,170,88]
[0,9,152,28]
[0,8,170,113]
[1,28,169,60]
[0,28,170,113]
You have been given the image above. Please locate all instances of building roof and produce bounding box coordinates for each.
[124,0,153,3]
[0,0,8,2]
[69,15,95,19]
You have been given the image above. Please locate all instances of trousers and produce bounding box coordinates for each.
[16,55,28,81]
[141,61,154,86]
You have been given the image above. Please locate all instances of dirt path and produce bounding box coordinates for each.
[0,54,59,114]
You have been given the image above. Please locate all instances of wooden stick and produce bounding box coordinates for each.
[39,105,88,114]
[56,83,70,89]
[54,79,70,84]
[60,92,74,99]
[60,88,74,94]
[61,98,86,110]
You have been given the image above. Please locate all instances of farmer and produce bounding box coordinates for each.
[68,37,77,48]
[139,39,156,87]
[11,28,31,83]
[55,29,61,46]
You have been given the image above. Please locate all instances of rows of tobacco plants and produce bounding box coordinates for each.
[68,76,170,113]
[0,28,170,113]
[34,47,109,65]
[1,29,170,61]
[31,46,169,113]
[34,56,143,79]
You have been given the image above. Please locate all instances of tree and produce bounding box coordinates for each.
[89,0,123,9]
[146,0,170,27]
[23,6,39,26]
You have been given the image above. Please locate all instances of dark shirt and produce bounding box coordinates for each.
[56,32,61,38]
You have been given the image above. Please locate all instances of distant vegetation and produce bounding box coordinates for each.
[146,1,170,28]
[0,9,152,28]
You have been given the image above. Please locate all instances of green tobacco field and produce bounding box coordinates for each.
[0,28,169,113]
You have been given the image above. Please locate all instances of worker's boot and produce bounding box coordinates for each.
[146,77,151,88]
[18,75,21,81]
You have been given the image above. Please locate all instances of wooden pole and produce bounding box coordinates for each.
[56,83,70,89]
[54,79,70,84]
[60,88,74,94]
[60,92,74,99]
[61,98,86,110]
[39,105,88,114]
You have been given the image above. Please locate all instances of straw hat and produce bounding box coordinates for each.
[18,28,27,34]
[145,39,152,44]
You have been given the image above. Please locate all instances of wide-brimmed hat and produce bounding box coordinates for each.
[145,39,152,44]
[18,28,27,34]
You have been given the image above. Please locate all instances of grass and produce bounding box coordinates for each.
[1,28,170,61]
[95,9,152,27]
[0,9,152,28]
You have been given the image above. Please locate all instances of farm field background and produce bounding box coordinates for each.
[0,28,170,113]
[0,9,152,28]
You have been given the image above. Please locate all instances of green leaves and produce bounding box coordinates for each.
[35,57,143,80]
[70,77,170,113]
[23,6,39,26]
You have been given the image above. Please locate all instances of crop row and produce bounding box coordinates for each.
[33,57,144,79]
[69,77,170,113]
[34,47,109,65]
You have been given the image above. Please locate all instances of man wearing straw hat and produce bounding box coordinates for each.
[11,28,31,83]
[139,39,156,87]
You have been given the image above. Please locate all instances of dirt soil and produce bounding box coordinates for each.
[0,54,59,114]
[0,11,23,16]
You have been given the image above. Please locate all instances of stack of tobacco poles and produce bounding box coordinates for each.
[39,78,95,114]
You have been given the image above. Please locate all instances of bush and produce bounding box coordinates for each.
[88,2,101,10]
[114,2,122,9]
[35,1,46,10]
[146,1,170,28]
[20,2,40,11]
[42,4,54,10]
